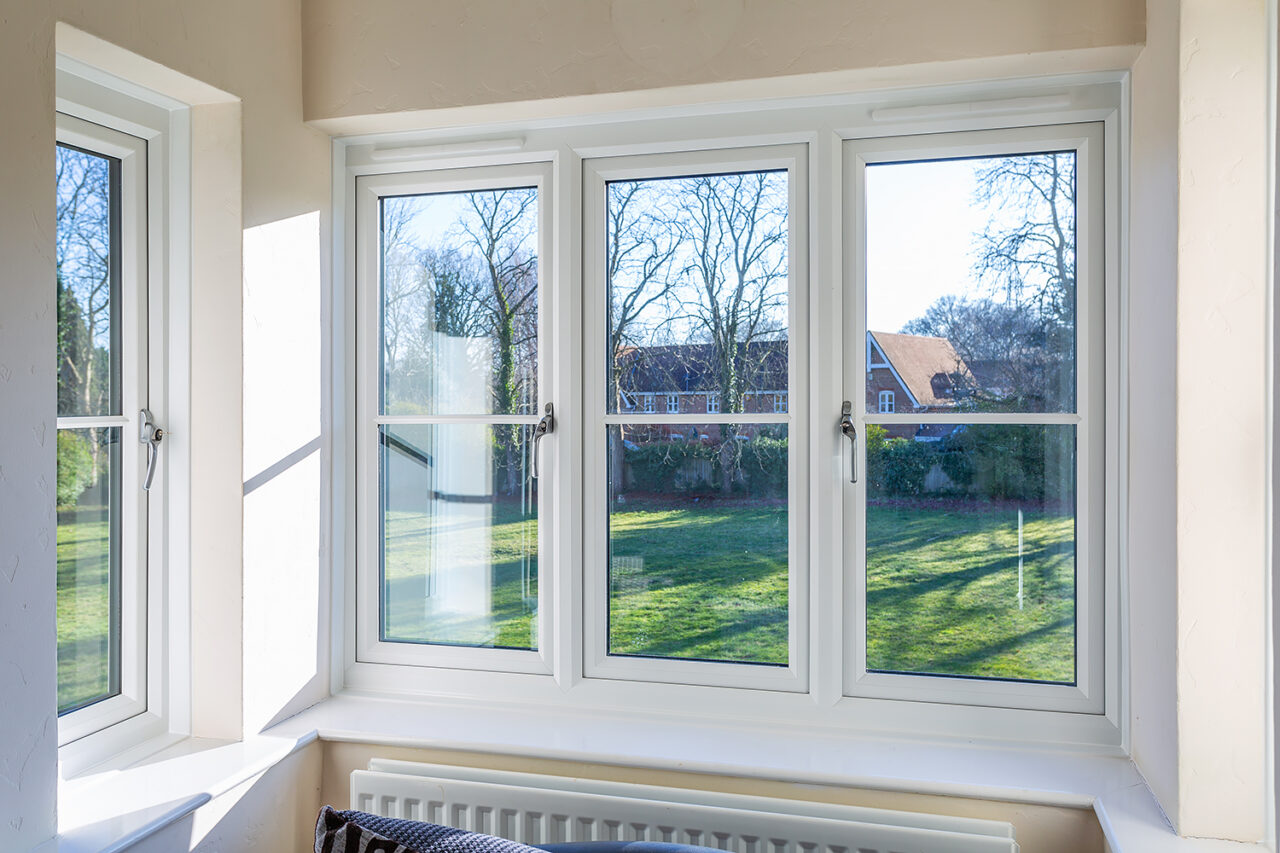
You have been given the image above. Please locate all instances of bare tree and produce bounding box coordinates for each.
[968,151,1077,409]
[668,172,789,491]
[606,180,680,403]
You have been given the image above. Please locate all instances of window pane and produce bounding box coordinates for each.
[607,424,788,665]
[380,424,538,649]
[865,153,1076,414]
[865,423,1076,683]
[380,188,538,416]
[57,427,121,713]
[607,172,789,415]
[56,144,120,417]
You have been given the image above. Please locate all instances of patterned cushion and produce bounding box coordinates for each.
[316,806,549,853]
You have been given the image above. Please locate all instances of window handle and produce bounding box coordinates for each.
[840,400,857,484]
[139,407,164,491]
[531,403,555,479]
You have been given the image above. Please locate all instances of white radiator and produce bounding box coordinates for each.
[350,759,1018,853]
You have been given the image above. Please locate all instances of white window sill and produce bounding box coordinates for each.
[274,693,1262,853]
[54,731,316,853]
[48,692,1263,853]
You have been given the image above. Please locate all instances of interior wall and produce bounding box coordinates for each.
[320,742,1105,853]
[53,0,334,737]
[301,0,1144,122]
[0,2,59,850]
[1125,0,1180,827]
[1174,0,1272,842]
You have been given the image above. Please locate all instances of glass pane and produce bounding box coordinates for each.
[57,427,121,713]
[865,153,1076,414]
[380,188,538,416]
[56,144,120,417]
[380,424,538,649]
[865,423,1076,683]
[607,171,789,415]
[607,424,788,665]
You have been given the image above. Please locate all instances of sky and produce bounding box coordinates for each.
[865,158,991,333]
[387,157,1033,338]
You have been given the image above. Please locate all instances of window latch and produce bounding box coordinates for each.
[840,400,857,484]
[139,407,164,491]
[531,403,555,479]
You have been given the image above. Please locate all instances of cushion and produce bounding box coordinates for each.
[316,806,550,853]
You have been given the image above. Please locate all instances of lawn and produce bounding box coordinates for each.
[56,507,115,712]
[59,497,1077,705]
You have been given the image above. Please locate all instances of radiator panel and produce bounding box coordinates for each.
[350,762,1018,853]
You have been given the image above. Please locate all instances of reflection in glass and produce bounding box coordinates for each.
[56,144,120,418]
[865,153,1076,413]
[864,423,1076,683]
[380,424,538,649]
[606,171,789,415]
[607,424,788,665]
[56,427,121,713]
[380,188,538,416]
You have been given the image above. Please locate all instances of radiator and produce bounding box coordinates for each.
[350,759,1018,853]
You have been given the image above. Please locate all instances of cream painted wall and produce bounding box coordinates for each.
[320,742,1106,853]
[1175,0,1272,842]
[1125,0,1181,827]
[0,2,60,850]
[301,0,1144,122]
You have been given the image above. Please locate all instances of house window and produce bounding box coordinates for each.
[850,123,1105,713]
[55,112,152,742]
[355,163,551,672]
[345,95,1115,737]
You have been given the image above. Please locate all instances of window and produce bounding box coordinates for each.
[343,92,1116,742]
[846,124,1106,713]
[54,112,151,743]
[355,163,552,672]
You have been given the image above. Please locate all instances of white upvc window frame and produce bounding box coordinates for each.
[55,56,192,774]
[54,113,151,745]
[581,144,809,692]
[706,393,720,414]
[642,393,656,413]
[843,122,1114,714]
[665,393,679,413]
[353,162,556,675]
[334,75,1124,750]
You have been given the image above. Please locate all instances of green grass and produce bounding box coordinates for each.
[56,507,115,712]
[59,498,1077,700]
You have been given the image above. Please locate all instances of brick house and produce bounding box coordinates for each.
[866,331,977,440]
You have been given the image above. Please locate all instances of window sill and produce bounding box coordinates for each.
[271,692,1261,853]
[54,731,316,853]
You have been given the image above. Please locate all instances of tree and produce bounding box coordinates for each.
[669,172,789,491]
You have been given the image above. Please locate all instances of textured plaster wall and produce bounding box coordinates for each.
[302,0,1145,122]
[0,2,59,849]
[1126,0,1181,827]
[1174,0,1271,841]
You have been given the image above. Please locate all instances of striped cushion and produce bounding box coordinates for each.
[316,807,547,853]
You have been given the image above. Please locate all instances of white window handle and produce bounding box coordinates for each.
[139,408,164,491]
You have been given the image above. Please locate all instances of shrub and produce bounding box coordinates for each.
[872,438,935,497]
[940,424,1073,502]
[57,430,94,507]
[741,436,787,497]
